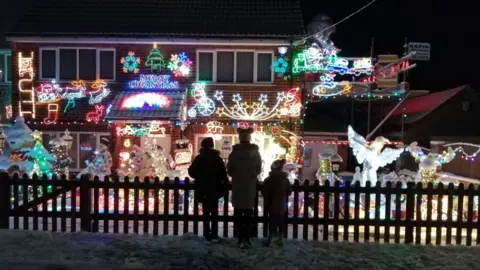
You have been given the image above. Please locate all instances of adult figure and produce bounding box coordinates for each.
[227,127,262,248]
[188,137,228,243]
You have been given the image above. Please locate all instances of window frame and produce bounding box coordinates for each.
[196,49,274,85]
[0,50,12,83]
[41,131,110,172]
[39,47,116,82]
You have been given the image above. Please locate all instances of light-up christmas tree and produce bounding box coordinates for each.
[145,43,165,73]
[23,130,55,178]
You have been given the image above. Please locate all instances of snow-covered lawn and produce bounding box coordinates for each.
[0,230,479,270]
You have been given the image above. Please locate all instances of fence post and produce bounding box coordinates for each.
[80,175,91,232]
[0,173,10,229]
[404,182,415,244]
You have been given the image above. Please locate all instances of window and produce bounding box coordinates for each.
[41,132,109,171]
[257,53,273,82]
[40,48,115,81]
[236,52,254,83]
[41,50,56,79]
[198,52,213,81]
[217,51,234,82]
[0,52,12,83]
[197,50,273,83]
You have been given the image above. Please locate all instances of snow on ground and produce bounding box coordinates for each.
[0,230,479,270]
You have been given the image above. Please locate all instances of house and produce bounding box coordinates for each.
[384,85,480,179]
[6,0,305,174]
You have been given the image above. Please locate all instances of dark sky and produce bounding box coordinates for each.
[0,0,476,91]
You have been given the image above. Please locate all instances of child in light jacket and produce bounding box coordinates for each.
[262,159,292,246]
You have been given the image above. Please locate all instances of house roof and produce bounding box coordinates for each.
[105,91,186,121]
[8,0,305,39]
[386,85,466,117]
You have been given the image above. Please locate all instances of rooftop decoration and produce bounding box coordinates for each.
[121,93,171,109]
[121,51,141,74]
[167,52,192,78]
[128,74,179,90]
[145,43,165,73]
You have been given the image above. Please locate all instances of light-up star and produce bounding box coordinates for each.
[240,102,250,109]
[258,94,268,103]
[232,94,242,102]
[261,106,270,114]
[277,92,286,101]
[250,102,260,110]
[213,91,223,100]
[216,107,225,116]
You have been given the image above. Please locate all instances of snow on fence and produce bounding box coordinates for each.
[0,173,479,246]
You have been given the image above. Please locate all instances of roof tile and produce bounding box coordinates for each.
[9,0,305,38]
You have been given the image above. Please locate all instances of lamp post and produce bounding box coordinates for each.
[61,129,73,178]
[0,127,6,156]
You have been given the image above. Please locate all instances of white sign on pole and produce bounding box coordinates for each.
[408,42,430,61]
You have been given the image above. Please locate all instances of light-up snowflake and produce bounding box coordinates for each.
[168,52,192,78]
[121,51,141,74]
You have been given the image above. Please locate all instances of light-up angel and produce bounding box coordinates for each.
[407,142,455,184]
[348,126,404,185]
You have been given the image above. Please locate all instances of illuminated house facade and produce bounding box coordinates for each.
[6,0,306,173]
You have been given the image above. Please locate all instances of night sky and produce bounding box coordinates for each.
[0,0,476,92]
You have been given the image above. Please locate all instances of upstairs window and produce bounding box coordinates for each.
[197,50,273,83]
[40,48,115,81]
[0,52,12,83]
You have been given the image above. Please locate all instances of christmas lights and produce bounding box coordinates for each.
[273,57,288,74]
[214,91,286,121]
[86,105,104,124]
[312,81,352,97]
[18,52,34,78]
[348,125,404,184]
[121,93,171,109]
[87,80,110,105]
[188,82,215,117]
[121,51,140,74]
[35,80,62,103]
[43,104,59,125]
[5,105,12,119]
[279,87,302,117]
[18,52,36,118]
[128,74,179,90]
[123,139,131,148]
[205,121,223,141]
[145,43,165,72]
[116,121,166,137]
[61,80,87,112]
[167,52,192,78]
[351,58,373,75]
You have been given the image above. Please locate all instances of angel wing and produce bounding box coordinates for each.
[347,125,369,164]
[377,147,404,167]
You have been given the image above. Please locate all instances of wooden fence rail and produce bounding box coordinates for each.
[0,173,479,246]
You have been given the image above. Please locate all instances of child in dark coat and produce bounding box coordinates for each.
[262,159,292,246]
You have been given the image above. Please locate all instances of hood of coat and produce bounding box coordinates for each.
[199,148,221,157]
[231,143,259,159]
[269,170,288,178]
